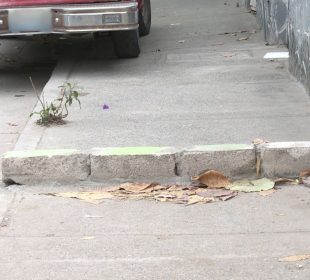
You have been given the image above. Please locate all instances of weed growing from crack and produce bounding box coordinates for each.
[30,77,81,126]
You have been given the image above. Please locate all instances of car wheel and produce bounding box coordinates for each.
[139,0,151,36]
[111,29,140,58]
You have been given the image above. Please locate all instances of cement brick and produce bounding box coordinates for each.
[177,144,256,179]
[90,147,177,182]
[260,142,310,178]
[2,150,90,185]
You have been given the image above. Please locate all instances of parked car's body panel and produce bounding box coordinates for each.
[0,0,148,58]
[0,0,139,35]
[0,0,142,8]
[0,0,120,8]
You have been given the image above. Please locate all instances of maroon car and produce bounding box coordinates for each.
[0,0,151,57]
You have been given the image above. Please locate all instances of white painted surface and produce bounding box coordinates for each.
[264,52,290,59]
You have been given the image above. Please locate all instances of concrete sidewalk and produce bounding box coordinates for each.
[13,0,310,152]
[0,37,55,183]
[0,183,309,279]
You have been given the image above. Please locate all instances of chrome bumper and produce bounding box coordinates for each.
[0,2,138,35]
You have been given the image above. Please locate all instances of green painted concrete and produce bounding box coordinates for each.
[92,147,173,156]
[3,144,255,159]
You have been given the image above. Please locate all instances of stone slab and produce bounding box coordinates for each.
[260,142,310,178]
[90,147,177,182]
[2,143,310,185]
[177,144,256,179]
[2,150,90,185]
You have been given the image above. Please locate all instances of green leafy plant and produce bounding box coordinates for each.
[30,77,81,126]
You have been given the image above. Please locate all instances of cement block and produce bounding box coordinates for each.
[90,147,177,182]
[260,142,310,178]
[177,144,256,179]
[2,150,90,185]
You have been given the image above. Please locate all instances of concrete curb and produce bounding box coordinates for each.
[2,142,310,185]
[260,142,310,178]
[2,150,90,185]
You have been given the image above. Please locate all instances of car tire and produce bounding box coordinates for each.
[111,29,140,58]
[139,0,151,36]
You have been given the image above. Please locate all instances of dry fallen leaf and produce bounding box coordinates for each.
[220,193,237,201]
[196,189,236,198]
[252,138,268,145]
[118,183,158,193]
[155,193,177,199]
[187,195,214,205]
[228,178,275,193]
[300,170,310,178]
[45,181,238,206]
[299,170,310,184]
[274,178,299,186]
[259,189,276,197]
[192,170,231,189]
[279,254,310,262]
[82,236,95,240]
[46,191,114,204]
[103,185,122,192]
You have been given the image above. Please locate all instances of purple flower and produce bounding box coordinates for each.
[102,104,109,110]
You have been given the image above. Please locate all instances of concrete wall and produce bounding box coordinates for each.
[255,0,288,45]
[249,0,310,94]
[240,0,256,10]
[288,1,310,92]
[240,0,250,8]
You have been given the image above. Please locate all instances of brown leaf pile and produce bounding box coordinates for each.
[46,182,237,205]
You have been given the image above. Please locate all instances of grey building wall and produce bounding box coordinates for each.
[288,0,310,92]
[255,0,289,45]
[240,0,251,9]
[248,0,310,94]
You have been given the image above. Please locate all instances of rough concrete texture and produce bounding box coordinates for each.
[177,144,256,179]
[254,0,310,94]
[0,184,309,279]
[255,0,289,45]
[241,0,256,10]
[12,0,310,152]
[90,147,176,182]
[261,142,310,178]
[2,151,90,184]
[288,0,310,94]
[0,38,54,179]
[0,189,14,227]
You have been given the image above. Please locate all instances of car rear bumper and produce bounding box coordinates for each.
[0,2,138,35]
